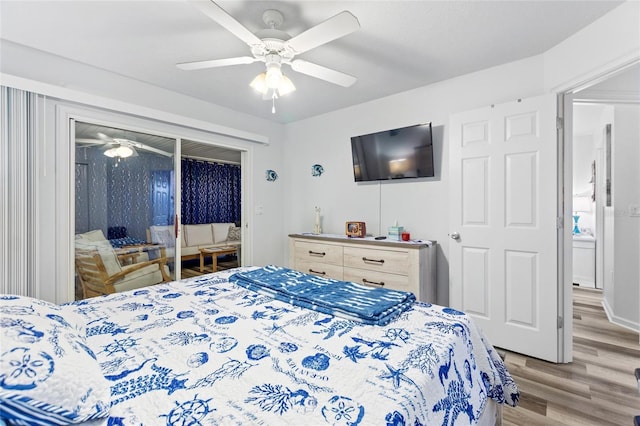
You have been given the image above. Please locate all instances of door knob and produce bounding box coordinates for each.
[450,232,460,240]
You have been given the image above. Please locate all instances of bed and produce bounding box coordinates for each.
[0,266,518,425]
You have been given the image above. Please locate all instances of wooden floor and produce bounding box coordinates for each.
[180,255,239,278]
[503,287,640,426]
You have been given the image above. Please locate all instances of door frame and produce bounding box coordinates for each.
[556,57,640,362]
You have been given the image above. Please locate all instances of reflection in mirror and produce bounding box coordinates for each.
[74,121,176,300]
[73,122,244,300]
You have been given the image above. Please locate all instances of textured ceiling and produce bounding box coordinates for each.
[0,1,623,124]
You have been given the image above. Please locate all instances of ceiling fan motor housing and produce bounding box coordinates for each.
[262,9,284,29]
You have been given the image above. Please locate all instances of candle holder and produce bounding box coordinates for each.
[314,206,322,234]
[572,214,581,235]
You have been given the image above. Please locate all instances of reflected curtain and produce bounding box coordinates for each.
[181,159,241,224]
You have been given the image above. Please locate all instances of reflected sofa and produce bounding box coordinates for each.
[148,222,241,262]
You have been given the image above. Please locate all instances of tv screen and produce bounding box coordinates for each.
[350,122,434,182]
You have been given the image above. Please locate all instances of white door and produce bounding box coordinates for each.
[449,94,559,362]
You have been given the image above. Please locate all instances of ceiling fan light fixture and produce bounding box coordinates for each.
[249,68,296,97]
[249,72,268,93]
[265,62,283,88]
[104,147,118,158]
[104,144,137,159]
[277,74,296,96]
[116,145,135,158]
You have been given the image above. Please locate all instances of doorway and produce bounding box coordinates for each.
[569,62,640,337]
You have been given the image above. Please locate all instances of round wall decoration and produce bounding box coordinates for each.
[265,169,278,182]
[311,164,324,177]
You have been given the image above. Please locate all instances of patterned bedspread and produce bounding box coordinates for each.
[65,267,518,425]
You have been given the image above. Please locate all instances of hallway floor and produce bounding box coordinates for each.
[503,287,640,425]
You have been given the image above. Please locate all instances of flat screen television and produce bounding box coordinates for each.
[350,122,434,182]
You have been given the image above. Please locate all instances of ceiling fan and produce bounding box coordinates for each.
[76,132,172,160]
[178,0,360,111]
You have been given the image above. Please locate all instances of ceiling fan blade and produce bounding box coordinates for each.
[96,132,114,142]
[285,11,359,54]
[177,56,257,70]
[291,59,357,87]
[130,142,173,158]
[189,0,264,48]
[76,138,108,146]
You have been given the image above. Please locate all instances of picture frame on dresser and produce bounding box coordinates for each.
[345,221,366,238]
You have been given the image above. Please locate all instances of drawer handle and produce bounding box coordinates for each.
[362,257,384,264]
[309,269,326,275]
[309,250,326,257]
[362,278,385,287]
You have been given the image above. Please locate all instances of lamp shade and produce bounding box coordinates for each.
[249,73,267,93]
[277,75,296,96]
[573,195,592,213]
[249,69,296,97]
[104,144,137,159]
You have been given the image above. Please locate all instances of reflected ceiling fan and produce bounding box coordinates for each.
[178,0,360,112]
[76,132,172,161]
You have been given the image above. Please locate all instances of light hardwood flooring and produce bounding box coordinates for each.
[503,287,640,426]
[180,255,239,278]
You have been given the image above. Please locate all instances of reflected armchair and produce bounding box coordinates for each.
[75,230,171,298]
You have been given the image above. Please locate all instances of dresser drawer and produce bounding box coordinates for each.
[343,246,409,275]
[343,268,412,293]
[289,234,436,303]
[295,260,343,280]
[294,241,343,266]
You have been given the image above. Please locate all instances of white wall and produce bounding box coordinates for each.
[543,1,640,91]
[572,133,595,233]
[607,105,640,330]
[282,1,640,311]
[283,56,546,306]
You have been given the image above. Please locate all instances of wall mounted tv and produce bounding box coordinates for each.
[350,122,434,182]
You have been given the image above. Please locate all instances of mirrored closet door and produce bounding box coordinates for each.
[74,121,177,300]
[73,121,243,300]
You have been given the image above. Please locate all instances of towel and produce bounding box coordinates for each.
[229,265,415,326]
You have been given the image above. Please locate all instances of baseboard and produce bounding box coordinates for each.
[601,297,640,333]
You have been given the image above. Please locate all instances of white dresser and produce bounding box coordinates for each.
[288,234,437,302]
[573,235,595,288]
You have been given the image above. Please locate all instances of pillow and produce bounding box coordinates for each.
[0,295,110,425]
[76,229,107,242]
[212,223,235,243]
[76,230,123,277]
[149,225,170,244]
[155,229,175,247]
[227,225,241,241]
[184,224,214,247]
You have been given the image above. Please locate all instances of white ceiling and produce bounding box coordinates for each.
[0,1,623,124]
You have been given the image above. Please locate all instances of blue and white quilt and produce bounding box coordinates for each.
[59,267,518,425]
